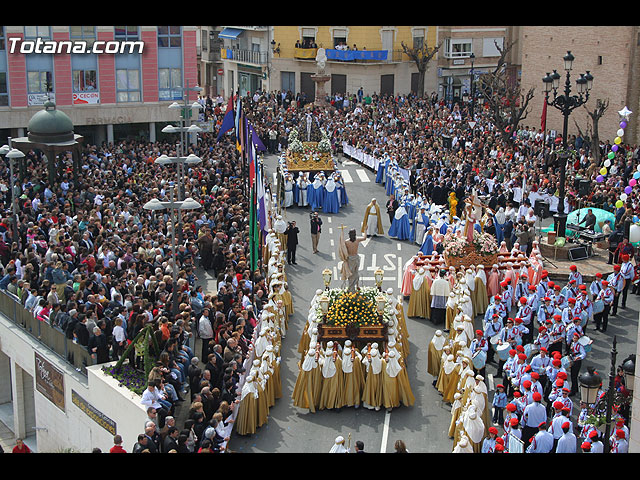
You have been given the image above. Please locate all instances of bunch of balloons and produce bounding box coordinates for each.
[595,106,633,210]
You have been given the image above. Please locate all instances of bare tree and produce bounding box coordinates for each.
[401,40,442,98]
[475,39,535,145]
[583,98,609,164]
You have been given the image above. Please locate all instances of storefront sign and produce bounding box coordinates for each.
[34,352,65,412]
[72,390,117,435]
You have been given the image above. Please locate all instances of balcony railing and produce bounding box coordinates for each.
[0,290,94,375]
[220,47,268,65]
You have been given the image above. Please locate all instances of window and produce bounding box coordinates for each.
[27,70,52,94]
[114,26,139,41]
[413,28,426,49]
[201,30,208,51]
[158,26,181,48]
[73,69,97,92]
[333,28,347,48]
[0,72,8,106]
[158,68,182,100]
[24,26,50,39]
[70,26,96,48]
[482,37,504,57]
[0,26,5,50]
[116,68,140,102]
[445,38,472,58]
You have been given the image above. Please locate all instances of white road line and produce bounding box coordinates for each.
[361,276,396,282]
[488,373,494,392]
[330,239,335,247]
[397,256,403,289]
[331,252,336,260]
[341,170,353,183]
[380,410,391,453]
[328,216,332,223]
[397,243,402,251]
[356,169,370,182]
[329,227,333,235]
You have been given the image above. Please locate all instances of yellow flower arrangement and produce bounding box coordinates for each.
[325,290,381,328]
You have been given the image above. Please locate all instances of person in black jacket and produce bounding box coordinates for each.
[162,426,180,453]
[73,314,90,346]
[285,221,300,265]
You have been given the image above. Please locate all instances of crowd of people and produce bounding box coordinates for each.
[1,83,638,453]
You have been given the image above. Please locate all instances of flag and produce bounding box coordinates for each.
[235,97,243,153]
[541,98,548,132]
[249,123,267,152]
[216,96,235,141]
[257,159,267,234]
[249,143,259,272]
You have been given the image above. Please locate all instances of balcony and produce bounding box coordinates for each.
[293,47,408,64]
[220,47,268,66]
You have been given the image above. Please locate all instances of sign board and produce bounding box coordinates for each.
[73,92,100,105]
[28,93,56,106]
[72,389,117,435]
[34,352,65,412]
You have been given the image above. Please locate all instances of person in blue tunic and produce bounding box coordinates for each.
[322,174,340,214]
[420,226,435,255]
[388,200,411,241]
[310,173,325,211]
[438,214,449,235]
[335,172,349,206]
[376,157,389,184]
[410,206,430,244]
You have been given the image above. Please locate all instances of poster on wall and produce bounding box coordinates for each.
[34,352,65,412]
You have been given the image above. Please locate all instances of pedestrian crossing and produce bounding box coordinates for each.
[338,168,371,184]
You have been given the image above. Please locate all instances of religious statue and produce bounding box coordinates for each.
[315,47,327,74]
[463,191,484,243]
[448,192,458,223]
[339,227,367,292]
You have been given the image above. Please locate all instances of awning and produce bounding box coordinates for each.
[219,28,244,40]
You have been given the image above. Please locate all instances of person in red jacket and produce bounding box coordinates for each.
[12,438,31,453]
[109,434,127,453]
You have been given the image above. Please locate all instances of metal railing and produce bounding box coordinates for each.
[220,48,268,65]
[0,290,94,375]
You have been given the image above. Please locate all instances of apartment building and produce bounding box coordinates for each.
[0,26,199,145]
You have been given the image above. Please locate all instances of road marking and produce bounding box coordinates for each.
[342,159,357,166]
[328,217,332,223]
[356,169,370,182]
[329,227,333,235]
[361,236,371,248]
[331,252,336,260]
[488,373,494,392]
[397,256,403,288]
[380,410,391,453]
[341,170,353,183]
[361,276,396,282]
[330,239,335,247]
[397,243,402,251]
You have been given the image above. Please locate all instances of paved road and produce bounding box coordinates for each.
[206,152,640,453]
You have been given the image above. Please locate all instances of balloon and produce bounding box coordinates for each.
[621,193,628,201]
[634,216,640,223]
[600,167,608,175]
[615,136,622,145]
[617,128,625,137]
[634,172,640,180]
[630,224,640,243]
[596,175,604,182]
[620,121,627,129]
[616,200,624,208]
[605,159,612,166]
[612,145,619,153]
[624,186,632,194]
[631,179,637,187]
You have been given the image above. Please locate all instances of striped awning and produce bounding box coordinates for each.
[219,28,244,39]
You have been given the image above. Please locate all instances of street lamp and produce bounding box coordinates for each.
[143,184,202,318]
[542,51,593,237]
[579,366,602,405]
[2,146,24,234]
[469,52,475,119]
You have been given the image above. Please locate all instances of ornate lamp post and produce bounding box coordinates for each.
[542,51,593,237]
[143,185,202,318]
